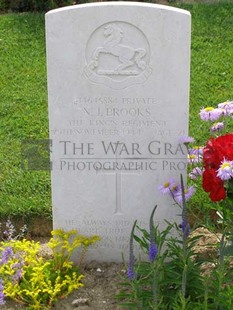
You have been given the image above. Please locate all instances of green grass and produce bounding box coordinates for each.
[179,2,233,225]
[187,2,233,143]
[0,13,51,219]
[0,3,233,221]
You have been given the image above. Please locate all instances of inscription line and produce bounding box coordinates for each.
[60,157,186,160]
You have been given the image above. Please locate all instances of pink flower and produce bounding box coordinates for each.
[211,122,224,132]
[158,178,177,195]
[189,167,203,180]
[217,159,233,181]
[174,186,196,204]
[170,183,182,197]
[188,147,203,164]
[188,153,200,164]
[218,101,233,115]
[179,136,195,144]
[199,107,223,121]
[192,146,204,156]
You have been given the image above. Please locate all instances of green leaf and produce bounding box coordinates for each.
[222,242,233,256]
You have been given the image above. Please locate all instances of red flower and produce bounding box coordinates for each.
[203,134,233,169]
[202,134,233,202]
[202,169,226,201]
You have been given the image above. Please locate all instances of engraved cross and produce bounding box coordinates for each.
[97,142,140,215]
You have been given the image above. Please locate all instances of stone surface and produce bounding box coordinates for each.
[46,2,191,262]
[190,227,222,260]
[71,298,89,307]
[38,240,53,259]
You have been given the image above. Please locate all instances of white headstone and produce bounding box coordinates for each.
[46,2,191,262]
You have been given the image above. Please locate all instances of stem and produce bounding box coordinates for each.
[219,228,225,268]
[218,203,228,267]
[152,269,158,306]
[181,264,187,298]
[78,246,88,267]
[180,175,189,298]
[203,281,209,310]
[217,205,227,310]
[180,175,188,256]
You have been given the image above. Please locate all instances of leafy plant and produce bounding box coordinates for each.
[0,227,100,308]
[117,100,233,309]
[48,229,100,268]
[117,202,204,309]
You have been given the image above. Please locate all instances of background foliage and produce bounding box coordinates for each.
[0,0,75,11]
[0,2,233,224]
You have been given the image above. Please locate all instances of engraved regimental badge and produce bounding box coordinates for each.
[84,22,152,90]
